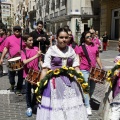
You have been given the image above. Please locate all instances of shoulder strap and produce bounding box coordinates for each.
[23,49,27,59]
[81,44,91,65]
[20,36,23,50]
[72,42,77,49]
[0,37,7,45]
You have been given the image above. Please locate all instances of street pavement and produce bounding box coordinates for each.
[0,50,118,120]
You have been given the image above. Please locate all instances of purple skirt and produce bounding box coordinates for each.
[36,76,88,120]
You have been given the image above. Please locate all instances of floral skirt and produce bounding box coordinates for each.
[36,76,88,120]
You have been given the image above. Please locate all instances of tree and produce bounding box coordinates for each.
[7,16,13,26]
[76,19,79,31]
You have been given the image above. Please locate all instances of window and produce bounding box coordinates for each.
[114,11,118,17]
[51,0,55,11]
[46,3,49,13]
[56,0,60,8]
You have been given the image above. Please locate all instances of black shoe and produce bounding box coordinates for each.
[15,90,22,96]
[32,105,37,114]
[0,74,3,77]
[7,85,14,92]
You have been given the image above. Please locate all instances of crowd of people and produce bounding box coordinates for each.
[0,21,119,120]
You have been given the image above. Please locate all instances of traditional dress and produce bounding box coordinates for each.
[36,45,88,120]
[110,55,120,120]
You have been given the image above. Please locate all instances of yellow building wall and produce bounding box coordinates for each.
[100,0,120,39]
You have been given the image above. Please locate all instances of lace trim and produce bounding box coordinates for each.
[50,81,88,120]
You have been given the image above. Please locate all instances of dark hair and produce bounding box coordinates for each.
[56,28,68,38]
[37,21,43,26]
[67,29,74,44]
[0,27,6,32]
[63,25,69,31]
[13,26,22,31]
[79,31,90,45]
[22,34,32,42]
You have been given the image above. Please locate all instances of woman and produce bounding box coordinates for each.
[36,28,88,120]
[67,29,80,55]
[109,43,120,120]
[76,31,102,115]
[102,31,109,51]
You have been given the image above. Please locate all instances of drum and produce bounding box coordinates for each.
[25,69,41,85]
[7,57,24,71]
[89,67,107,84]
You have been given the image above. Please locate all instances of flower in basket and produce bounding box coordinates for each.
[44,80,48,86]
[36,95,42,103]
[107,70,111,77]
[77,78,84,83]
[116,60,120,65]
[106,77,111,82]
[37,82,40,87]
[53,69,60,75]
[35,87,39,93]
[35,66,89,103]
[78,72,83,76]
[62,66,68,70]
[69,73,74,77]
[82,83,88,89]
[47,70,53,74]
[69,67,74,70]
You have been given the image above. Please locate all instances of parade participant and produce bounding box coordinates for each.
[21,34,41,117]
[0,26,25,94]
[67,29,78,50]
[91,31,100,48]
[6,29,12,37]
[108,43,120,120]
[76,31,102,115]
[95,31,103,52]
[49,35,57,46]
[30,21,50,61]
[0,28,7,77]
[36,28,88,120]
[89,26,95,34]
[102,31,109,51]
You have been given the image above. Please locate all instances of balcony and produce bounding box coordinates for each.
[59,9,66,16]
[50,13,53,19]
[54,12,58,17]
[45,15,49,21]
[81,7,93,15]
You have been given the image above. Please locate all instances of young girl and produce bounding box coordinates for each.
[109,43,120,120]
[67,29,79,51]
[36,28,88,120]
[0,28,7,77]
[75,31,103,115]
[21,34,41,117]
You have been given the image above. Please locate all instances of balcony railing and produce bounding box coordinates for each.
[56,0,60,8]
[45,15,49,21]
[54,12,58,17]
[50,13,53,19]
[81,7,93,15]
[59,9,66,16]
[51,1,55,11]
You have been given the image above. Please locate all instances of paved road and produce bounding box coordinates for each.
[0,50,118,120]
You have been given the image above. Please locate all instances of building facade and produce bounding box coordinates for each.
[14,0,29,31]
[1,0,21,28]
[1,3,11,26]
[100,0,120,40]
[28,0,36,32]
[36,0,100,39]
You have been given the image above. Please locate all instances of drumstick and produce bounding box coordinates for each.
[39,42,40,51]
[41,53,45,56]
[35,50,45,56]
